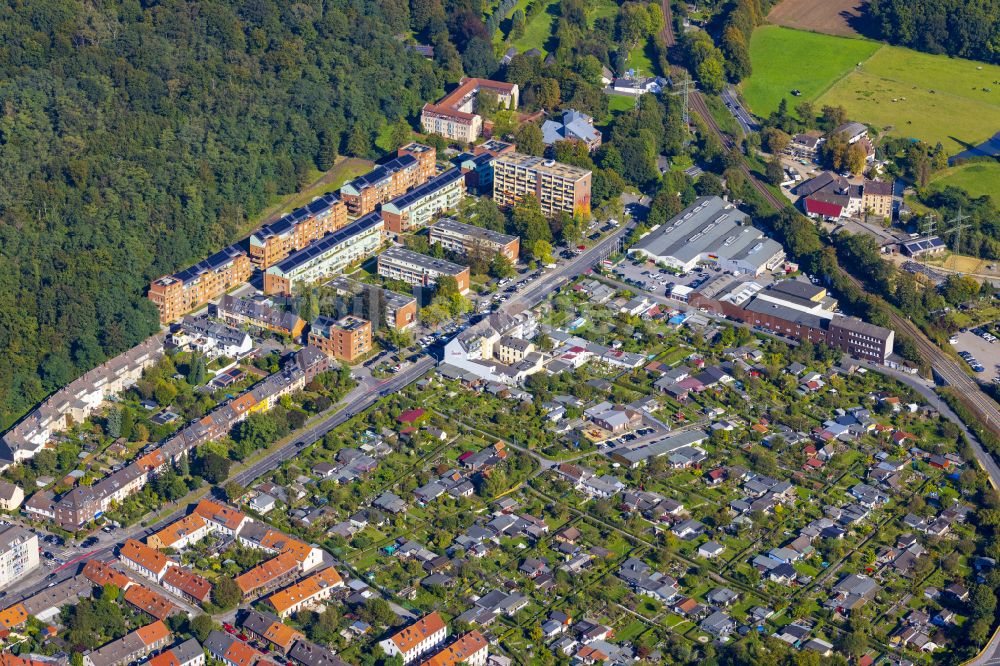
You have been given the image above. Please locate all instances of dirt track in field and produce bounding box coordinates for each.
[767,0,873,38]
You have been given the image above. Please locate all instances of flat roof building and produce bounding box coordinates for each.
[148,244,252,325]
[381,168,466,235]
[377,247,471,295]
[264,213,385,296]
[630,196,785,276]
[307,315,373,364]
[0,525,39,589]
[325,276,418,331]
[492,152,591,218]
[429,218,520,262]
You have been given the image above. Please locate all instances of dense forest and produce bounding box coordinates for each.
[0,0,444,430]
[867,0,1000,63]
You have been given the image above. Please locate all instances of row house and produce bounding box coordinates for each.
[379,612,449,665]
[83,621,171,666]
[266,567,344,618]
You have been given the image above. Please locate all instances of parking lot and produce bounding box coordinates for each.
[951,329,1000,380]
[610,257,778,298]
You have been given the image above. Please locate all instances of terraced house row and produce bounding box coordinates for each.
[24,347,328,531]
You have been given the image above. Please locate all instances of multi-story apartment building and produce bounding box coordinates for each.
[1,336,163,466]
[326,277,418,331]
[492,152,592,218]
[421,78,519,143]
[148,244,252,325]
[377,247,471,295]
[339,153,428,218]
[213,294,305,339]
[861,179,894,219]
[247,193,348,269]
[307,315,373,363]
[457,140,515,195]
[0,526,39,589]
[380,168,466,235]
[380,612,449,665]
[827,317,896,364]
[429,217,519,261]
[264,213,385,296]
[399,143,438,182]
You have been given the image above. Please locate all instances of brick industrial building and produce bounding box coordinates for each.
[381,168,466,235]
[307,315,373,363]
[148,244,252,324]
[421,78,519,144]
[377,247,471,295]
[429,217,520,261]
[264,213,385,296]
[247,193,348,269]
[688,276,895,363]
[492,152,592,218]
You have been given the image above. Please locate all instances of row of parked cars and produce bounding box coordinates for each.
[958,350,986,373]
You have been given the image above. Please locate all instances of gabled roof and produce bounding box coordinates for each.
[121,538,174,573]
[387,612,446,654]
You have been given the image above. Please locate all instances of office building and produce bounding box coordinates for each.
[429,218,519,262]
[0,526,39,589]
[421,78,519,143]
[325,277,418,331]
[381,168,466,235]
[307,315,373,363]
[628,196,785,277]
[264,213,385,296]
[492,152,592,218]
[377,247,470,295]
[214,294,306,339]
[148,244,252,325]
[248,193,348,269]
[339,154,427,218]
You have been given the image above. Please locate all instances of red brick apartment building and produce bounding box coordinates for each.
[307,315,373,363]
[247,193,348,269]
[339,144,435,218]
[148,244,252,325]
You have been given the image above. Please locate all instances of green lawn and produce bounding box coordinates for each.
[508,0,560,53]
[744,25,1000,155]
[627,37,658,77]
[607,93,637,118]
[587,0,619,27]
[929,162,1000,199]
[817,45,1000,154]
[742,25,882,116]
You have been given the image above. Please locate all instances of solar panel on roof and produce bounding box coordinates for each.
[272,212,383,273]
[385,169,462,210]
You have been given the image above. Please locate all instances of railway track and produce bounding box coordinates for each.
[659,0,676,47]
[686,83,1000,439]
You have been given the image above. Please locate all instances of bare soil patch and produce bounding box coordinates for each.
[767,0,871,37]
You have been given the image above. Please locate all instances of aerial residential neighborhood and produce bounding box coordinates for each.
[0,0,997,666]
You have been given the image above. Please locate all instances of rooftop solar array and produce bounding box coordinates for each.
[270,212,383,274]
[251,193,341,242]
[902,236,945,253]
[173,243,246,282]
[383,168,463,211]
[341,155,419,194]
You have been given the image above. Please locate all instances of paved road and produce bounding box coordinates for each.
[506,222,634,315]
[721,86,758,135]
[2,356,437,611]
